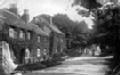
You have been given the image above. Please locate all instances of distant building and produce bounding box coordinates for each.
[32,15,66,56]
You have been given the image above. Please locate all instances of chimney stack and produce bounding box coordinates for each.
[9,4,18,15]
[21,9,30,23]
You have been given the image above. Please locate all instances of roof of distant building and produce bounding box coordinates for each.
[33,15,63,34]
[26,23,49,36]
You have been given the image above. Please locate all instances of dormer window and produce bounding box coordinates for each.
[9,27,17,39]
[19,30,25,39]
[37,36,40,43]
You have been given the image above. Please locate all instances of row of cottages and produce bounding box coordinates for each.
[32,15,66,57]
[0,7,49,64]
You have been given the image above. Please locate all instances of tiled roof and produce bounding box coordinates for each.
[26,23,49,36]
[0,9,49,36]
[0,9,25,28]
[34,15,63,34]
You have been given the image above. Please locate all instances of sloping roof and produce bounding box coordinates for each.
[33,15,63,34]
[0,9,32,30]
[48,24,63,34]
[0,9,35,31]
[0,9,24,25]
[26,23,49,36]
[0,9,49,36]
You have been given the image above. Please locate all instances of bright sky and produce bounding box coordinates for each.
[0,0,95,29]
[17,0,84,21]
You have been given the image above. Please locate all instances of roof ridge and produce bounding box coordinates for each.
[2,9,25,23]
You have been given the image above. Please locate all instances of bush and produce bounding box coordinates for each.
[41,59,61,67]
[15,62,46,71]
[65,48,81,57]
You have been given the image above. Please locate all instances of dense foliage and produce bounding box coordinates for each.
[53,14,89,33]
[72,0,102,9]
[92,4,120,46]
[53,14,91,48]
[96,4,120,69]
[72,0,120,68]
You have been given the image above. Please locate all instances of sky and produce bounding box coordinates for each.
[17,0,84,21]
[0,0,95,29]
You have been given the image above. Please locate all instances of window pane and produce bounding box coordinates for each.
[25,48,30,58]
[43,49,47,55]
[9,28,17,38]
[27,32,31,40]
[19,30,25,39]
[37,36,40,42]
[37,49,41,57]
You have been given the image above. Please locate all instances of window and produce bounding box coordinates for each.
[61,48,63,52]
[25,48,30,58]
[37,49,41,57]
[9,27,17,38]
[37,36,40,43]
[61,39,63,42]
[55,49,58,53]
[19,30,25,39]
[43,49,47,56]
[27,32,31,40]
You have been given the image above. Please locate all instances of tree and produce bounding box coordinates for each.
[53,14,91,34]
[52,14,74,33]
[90,4,120,68]
[72,0,102,10]
[53,14,91,48]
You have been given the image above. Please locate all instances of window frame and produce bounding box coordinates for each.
[37,48,41,57]
[37,35,41,43]
[43,48,47,56]
[25,48,31,58]
[9,26,17,39]
[27,31,31,40]
[19,29,25,40]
